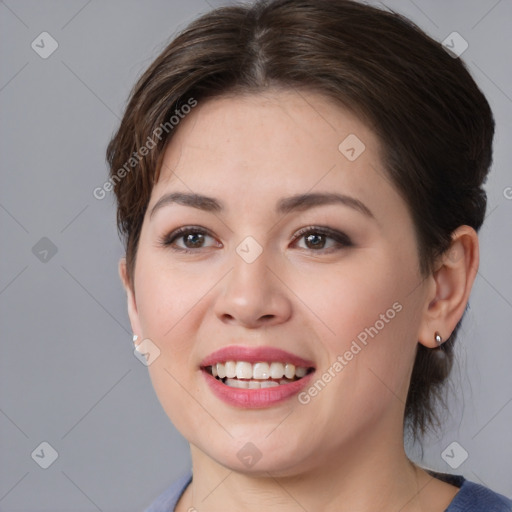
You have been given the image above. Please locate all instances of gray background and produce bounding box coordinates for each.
[1,0,511,510]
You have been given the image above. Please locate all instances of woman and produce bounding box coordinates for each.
[106,0,511,510]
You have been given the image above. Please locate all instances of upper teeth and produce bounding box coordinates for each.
[211,361,308,380]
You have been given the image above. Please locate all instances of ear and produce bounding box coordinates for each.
[418,226,479,348]
[118,258,142,338]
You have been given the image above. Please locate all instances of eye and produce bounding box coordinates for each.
[159,226,221,252]
[292,226,353,252]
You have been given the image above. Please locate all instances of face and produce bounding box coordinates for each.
[124,89,432,475]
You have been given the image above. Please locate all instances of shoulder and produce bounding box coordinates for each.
[446,479,512,512]
[144,472,192,512]
[145,470,512,511]
[424,470,511,512]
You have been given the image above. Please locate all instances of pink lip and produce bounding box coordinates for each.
[200,345,315,368]
[202,370,315,408]
[200,345,316,409]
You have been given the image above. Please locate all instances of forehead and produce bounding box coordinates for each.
[151,90,402,223]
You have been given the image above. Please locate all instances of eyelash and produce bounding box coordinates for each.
[159,225,353,254]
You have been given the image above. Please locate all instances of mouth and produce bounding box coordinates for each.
[203,361,314,389]
[200,346,316,408]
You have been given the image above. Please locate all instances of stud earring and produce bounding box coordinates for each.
[132,334,139,344]
[434,332,443,347]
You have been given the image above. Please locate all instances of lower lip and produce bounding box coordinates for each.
[202,370,315,408]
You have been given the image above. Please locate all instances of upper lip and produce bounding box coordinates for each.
[200,345,315,368]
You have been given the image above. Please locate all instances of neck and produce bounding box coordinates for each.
[180,426,431,512]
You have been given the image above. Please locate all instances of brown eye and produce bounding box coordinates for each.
[293,226,353,252]
[161,226,220,252]
[182,232,206,248]
[304,233,327,249]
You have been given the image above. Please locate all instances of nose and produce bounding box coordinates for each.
[213,248,293,329]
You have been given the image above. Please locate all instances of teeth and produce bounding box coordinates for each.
[295,366,307,378]
[225,378,280,389]
[216,363,226,379]
[235,361,252,379]
[284,363,296,379]
[225,361,236,379]
[210,361,310,382]
[269,362,285,379]
[260,380,279,388]
[225,378,249,389]
[253,362,270,379]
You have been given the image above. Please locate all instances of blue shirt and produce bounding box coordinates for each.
[144,471,512,511]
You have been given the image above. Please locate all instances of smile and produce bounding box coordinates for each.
[200,346,316,408]
[205,361,312,388]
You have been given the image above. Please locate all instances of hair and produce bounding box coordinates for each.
[106,0,494,439]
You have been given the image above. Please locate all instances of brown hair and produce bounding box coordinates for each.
[106,0,494,438]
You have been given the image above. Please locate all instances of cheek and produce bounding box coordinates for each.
[292,256,401,340]
[290,253,420,400]
[134,247,209,350]
[133,250,216,433]
[132,246,228,404]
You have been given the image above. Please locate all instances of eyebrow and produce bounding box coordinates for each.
[276,192,374,218]
[149,191,374,219]
[150,192,222,218]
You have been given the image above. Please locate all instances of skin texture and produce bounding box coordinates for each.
[119,90,479,511]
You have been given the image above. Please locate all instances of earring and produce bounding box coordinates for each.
[434,332,443,347]
[132,334,139,344]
